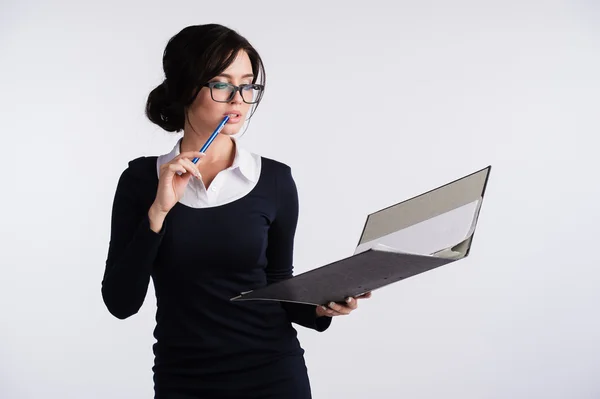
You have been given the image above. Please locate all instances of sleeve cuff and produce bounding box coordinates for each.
[314,314,333,332]
[140,214,166,238]
[283,302,333,332]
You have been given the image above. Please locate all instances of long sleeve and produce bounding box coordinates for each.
[265,165,332,332]
[101,165,164,319]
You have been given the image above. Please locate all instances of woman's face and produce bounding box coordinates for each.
[186,50,256,136]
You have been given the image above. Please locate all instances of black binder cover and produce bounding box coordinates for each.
[231,166,491,306]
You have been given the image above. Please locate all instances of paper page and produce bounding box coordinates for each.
[354,199,480,256]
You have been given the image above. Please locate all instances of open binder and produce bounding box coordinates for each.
[231,166,492,306]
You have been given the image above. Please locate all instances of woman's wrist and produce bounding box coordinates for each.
[148,203,168,233]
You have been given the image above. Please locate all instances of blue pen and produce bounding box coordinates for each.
[193,115,230,163]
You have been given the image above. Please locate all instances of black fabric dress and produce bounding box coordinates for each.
[101,155,332,398]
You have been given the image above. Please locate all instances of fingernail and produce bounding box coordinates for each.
[346,297,352,303]
[321,306,327,311]
[329,302,336,308]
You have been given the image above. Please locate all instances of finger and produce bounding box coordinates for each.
[165,163,188,177]
[176,158,201,178]
[180,158,202,178]
[344,297,358,310]
[328,309,344,316]
[356,292,372,299]
[319,306,344,317]
[166,163,195,180]
[327,301,351,315]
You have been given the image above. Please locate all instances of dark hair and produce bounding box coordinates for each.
[145,24,266,132]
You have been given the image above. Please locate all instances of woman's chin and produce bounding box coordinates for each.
[221,126,241,136]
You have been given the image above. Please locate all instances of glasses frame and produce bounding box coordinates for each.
[203,82,265,104]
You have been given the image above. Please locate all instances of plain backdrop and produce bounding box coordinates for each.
[1,0,599,398]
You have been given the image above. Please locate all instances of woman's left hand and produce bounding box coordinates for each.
[315,292,372,317]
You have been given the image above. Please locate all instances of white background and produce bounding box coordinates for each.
[2,1,600,398]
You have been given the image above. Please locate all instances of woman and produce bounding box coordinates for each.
[101,23,370,398]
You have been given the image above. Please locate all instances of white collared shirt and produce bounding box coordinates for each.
[156,137,262,208]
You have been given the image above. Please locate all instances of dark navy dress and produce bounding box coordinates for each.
[101,155,331,398]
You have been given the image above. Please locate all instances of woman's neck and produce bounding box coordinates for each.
[180,132,235,166]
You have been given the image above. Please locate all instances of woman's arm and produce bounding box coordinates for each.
[265,164,332,332]
[101,165,165,319]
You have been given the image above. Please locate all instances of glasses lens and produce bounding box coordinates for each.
[210,82,234,102]
[241,84,263,104]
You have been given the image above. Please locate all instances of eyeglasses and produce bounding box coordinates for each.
[203,82,264,104]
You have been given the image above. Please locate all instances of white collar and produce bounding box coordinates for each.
[156,136,259,183]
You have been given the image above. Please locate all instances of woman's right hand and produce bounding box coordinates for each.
[148,151,205,231]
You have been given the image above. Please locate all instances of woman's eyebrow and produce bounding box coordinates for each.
[217,73,254,79]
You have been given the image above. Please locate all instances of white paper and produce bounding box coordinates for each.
[354,199,480,256]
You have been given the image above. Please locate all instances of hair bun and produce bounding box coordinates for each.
[145,81,185,132]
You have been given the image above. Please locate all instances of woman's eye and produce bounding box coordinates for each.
[213,82,229,90]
